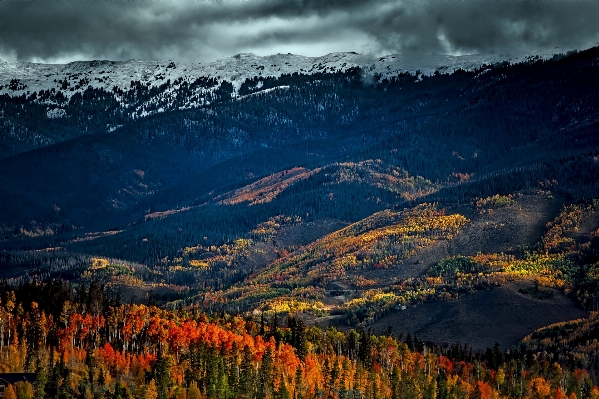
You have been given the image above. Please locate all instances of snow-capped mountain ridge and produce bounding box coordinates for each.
[0,50,561,101]
[0,47,577,156]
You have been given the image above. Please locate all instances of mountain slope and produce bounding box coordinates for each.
[0,47,582,157]
[1,46,599,245]
[0,50,559,100]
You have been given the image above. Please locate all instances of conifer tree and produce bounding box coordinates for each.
[257,347,273,399]
[239,346,255,399]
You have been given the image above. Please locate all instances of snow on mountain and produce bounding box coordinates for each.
[0,51,556,95]
[0,49,565,121]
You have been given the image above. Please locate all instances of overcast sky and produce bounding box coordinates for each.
[1,0,598,64]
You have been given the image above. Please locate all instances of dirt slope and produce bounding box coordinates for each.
[368,280,587,350]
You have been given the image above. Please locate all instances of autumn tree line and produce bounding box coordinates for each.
[0,280,596,399]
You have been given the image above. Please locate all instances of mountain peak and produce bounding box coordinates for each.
[0,48,566,99]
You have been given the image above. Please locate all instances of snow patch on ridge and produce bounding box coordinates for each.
[0,47,576,127]
[0,49,564,100]
[46,108,66,119]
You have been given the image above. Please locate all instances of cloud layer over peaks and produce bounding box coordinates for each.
[1,0,598,63]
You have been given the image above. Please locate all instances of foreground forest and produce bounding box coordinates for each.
[1,282,599,399]
[1,48,599,398]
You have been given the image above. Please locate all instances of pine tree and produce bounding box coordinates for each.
[294,365,304,399]
[34,365,47,399]
[238,346,255,399]
[150,351,172,399]
[227,342,240,394]
[257,347,273,399]
[358,330,372,366]
[277,382,291,399]
[218,357,230,399]
[206,347,220,399]
[391,365,401,399]
[112,381,133,399]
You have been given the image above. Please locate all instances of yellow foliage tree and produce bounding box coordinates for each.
[145,379,159,399]
[530,377,551,399]
[15,382,34,399]
[187,381,202,399]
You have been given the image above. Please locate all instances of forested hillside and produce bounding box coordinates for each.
[0,282,598,399]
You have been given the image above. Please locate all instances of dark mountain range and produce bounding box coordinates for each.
[1,47,598,246]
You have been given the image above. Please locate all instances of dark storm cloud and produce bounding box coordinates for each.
[0,0,598,63]
[364,1,599,56]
